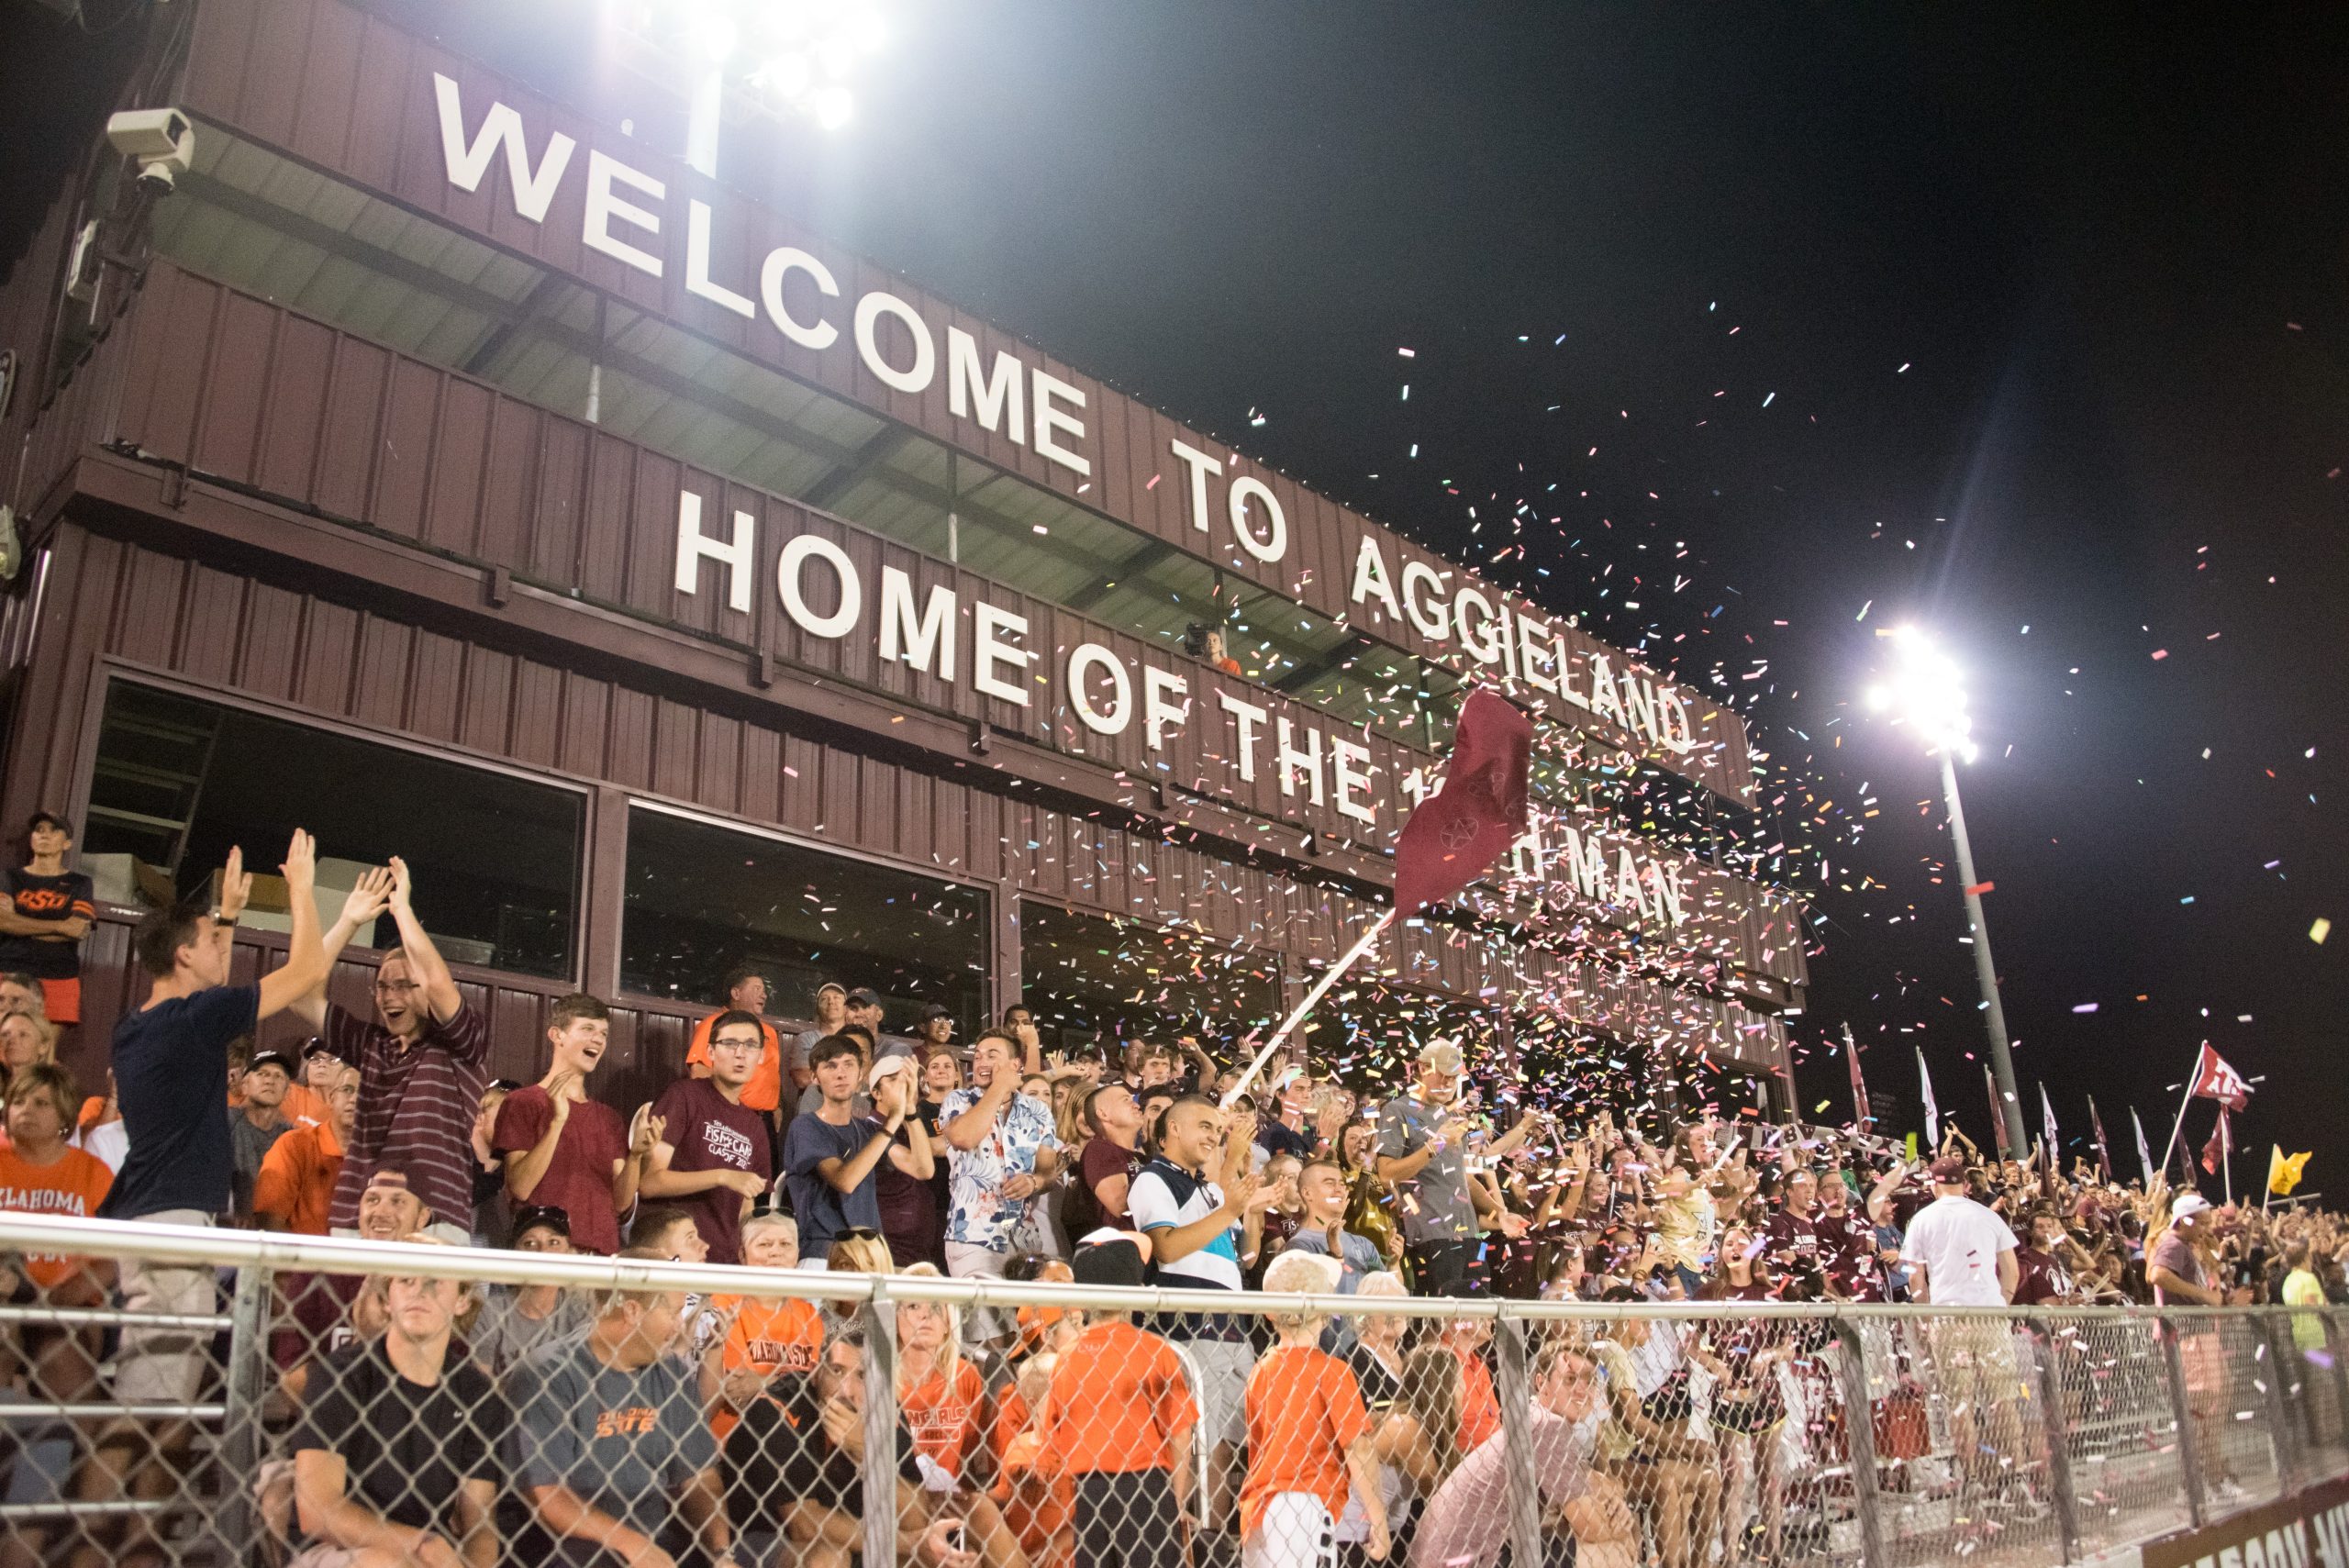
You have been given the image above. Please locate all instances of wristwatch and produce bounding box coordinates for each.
[209,908,239,927]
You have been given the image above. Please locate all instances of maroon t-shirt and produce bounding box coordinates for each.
[649,1078,771,1265]
[1064,1136,1146,1239]
[1765,1208,1822,1276]
[1816,1206,1886,1301]
[492,1087,628,1254]
[2011,1244,2073,1307]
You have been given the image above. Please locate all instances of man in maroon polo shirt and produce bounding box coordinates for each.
[291,857,490,1245]
[493,993,657,1255]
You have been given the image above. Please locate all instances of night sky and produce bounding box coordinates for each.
[6,3,2344,1178]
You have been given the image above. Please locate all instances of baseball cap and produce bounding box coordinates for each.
[246,1050,298,1078]
[845,986,883,1008]
[510,1205,571,1242]
[1417,1040,1464,1074]
[299,1038,343,1062]
[25,810,70,837]
[815,981,847,999]
[868,1054,917,1092]
[1071,1237,1147,1289]
[1928,1154,1970,1184]
[921,1003,952,1022]
[2172,1192,2212,1222]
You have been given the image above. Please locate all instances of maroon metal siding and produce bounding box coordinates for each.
[168,0,1756,806]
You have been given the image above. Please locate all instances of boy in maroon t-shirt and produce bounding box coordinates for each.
[491,995,652,1254]
[641,1008,772,1264]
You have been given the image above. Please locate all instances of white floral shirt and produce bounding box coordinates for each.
[938,1087,1059,1251]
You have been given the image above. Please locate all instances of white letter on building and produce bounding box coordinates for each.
[854,292,936,395]
[1170,439,1223,533]
[1228,475,1287,563]
[1454,585,1502,664]
[1350,536,1402,619]
[1030,370,1091,477]
[1659,689,1696,752]
[674,492,753,613]
[1331,736,1377,825]
[1143,667,1191,751]
[947,328,1026,443]
[760,248,841,350]
[878,566,957,682]
[1275,717,1325,805]
[1217,689,1269,782]
[1586,653,1628,728]
[1067,645,1134,736]
[582,150,665,276]
[1516,611,1560,695]
[1401,561,1452,640]
[775,534,862,638]
[432,74,575,223]
[1560,826,1609,903]
[685,201,755,317]
[973,603,1032,706]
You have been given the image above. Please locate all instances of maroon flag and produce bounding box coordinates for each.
[1392,689,1533,917]
[2189,1044,2253,1111]
[2088,1095,2113,1181]
[2200,1106,2232,1175]
[1985,1063,2011,1157]
[1843,1026,1872,1131]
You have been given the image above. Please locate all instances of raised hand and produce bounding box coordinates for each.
[387,854,416,912]
[340,865,395,927]
[217,845,253,920]
[281,828,317,892]
[631,1108,666,1159]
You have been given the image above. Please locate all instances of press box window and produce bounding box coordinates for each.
[82,681,583,979]
[620,806,990,1039]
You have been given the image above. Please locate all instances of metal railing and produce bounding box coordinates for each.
[0,1213,2342,1568]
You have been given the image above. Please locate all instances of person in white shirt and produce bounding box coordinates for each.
[1899,1154,2035,1511]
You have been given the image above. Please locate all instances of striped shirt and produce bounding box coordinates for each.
[324,999,490,1232]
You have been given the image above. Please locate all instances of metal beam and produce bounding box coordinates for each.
[1065,536,1178,611]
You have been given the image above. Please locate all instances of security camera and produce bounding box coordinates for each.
[106,108,194,195]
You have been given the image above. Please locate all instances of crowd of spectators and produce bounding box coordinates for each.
[0,826,2343,1568]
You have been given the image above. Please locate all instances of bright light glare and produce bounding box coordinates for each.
[1867,626,1980,762]
[629,0,885,131]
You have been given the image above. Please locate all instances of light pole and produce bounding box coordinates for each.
[1867,628,2029,1158]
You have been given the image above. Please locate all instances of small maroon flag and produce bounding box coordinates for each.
[1392,688,1533,918]
[1843,1026,1872,1131]
[2200,1106,2232,1176]
[2189,1043,2252,1112]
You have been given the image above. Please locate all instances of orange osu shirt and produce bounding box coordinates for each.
[1041,1321,1197,1475]
[902,1359,987,1476]
[710,1294,825,1438]
[0,1144,114,1289]
[1240,1344,1370,1541]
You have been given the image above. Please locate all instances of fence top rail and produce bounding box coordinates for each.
[0,1213,2321,1326]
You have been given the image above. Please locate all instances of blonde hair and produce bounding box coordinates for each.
[1262,1249,1339,1334]
[895,1262,963,1396]
[0,1009,57,1066]
[741,1211,798,1246]
[826,1232,896,1274]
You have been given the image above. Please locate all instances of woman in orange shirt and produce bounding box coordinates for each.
[896,1263,1030,1568]
[704,1212,828,1439]
[0,1062,114,1372]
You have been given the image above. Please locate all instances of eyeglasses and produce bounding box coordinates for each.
[373,980,421,996]
[709,1035,763,1052]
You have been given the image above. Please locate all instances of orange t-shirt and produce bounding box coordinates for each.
[996,1427,1074,1568]
[903,1358,987,1476]
[685,1014,785,1114]
[709,1294,825,1438]
[0,1144,114,1289]
[1455,1344,1501,1453]
[252,1120,344,1236]
[1239,1344,1371,1540]
[1041,1321,1198,1475]
[279,1083,328,1128]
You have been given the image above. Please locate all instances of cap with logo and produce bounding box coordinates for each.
[1417,1040,1464,1075]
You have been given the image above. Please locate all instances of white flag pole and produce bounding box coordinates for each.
[1221,909,1397,1108]
[2158,1068,2199,1182]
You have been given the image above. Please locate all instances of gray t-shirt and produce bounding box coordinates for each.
[228,1113,292,1218]
[1282,1226,1386,1291]
[504,1335,717,1533]
[468,1286,594,1377]
[1377,1095,1474,1244]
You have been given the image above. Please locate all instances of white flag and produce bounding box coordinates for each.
[2132,1106,2155,1186]
[2040,1084,2060,1170]
[1918,1049,1940,1147]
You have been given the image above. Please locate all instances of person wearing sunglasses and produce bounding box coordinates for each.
[286,856,489,1245]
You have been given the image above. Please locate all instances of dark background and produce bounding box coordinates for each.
[6,2,2343,1182]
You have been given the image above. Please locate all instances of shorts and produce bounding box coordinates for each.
[1929,1318,2022,1409]
[1246,1492,1337,1568]
[945,1240,1010,1344]
[38,977,79,1026]
[115,1209,217,1405]
[1173,1336,1253,1448]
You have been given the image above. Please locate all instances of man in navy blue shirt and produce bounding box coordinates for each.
[83,830,340,1561]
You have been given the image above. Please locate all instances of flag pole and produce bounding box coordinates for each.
[2158,1071,2199,1183]
[1221,908,1397,1108]
[2221,1111,2233,1207]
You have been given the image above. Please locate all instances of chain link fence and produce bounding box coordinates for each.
[2,1214,2345,1568]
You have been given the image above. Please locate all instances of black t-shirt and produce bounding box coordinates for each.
[721,1375,921,1531]
[293,1339,507,1535]
[0,868,95,978]
[101,984,257,1219]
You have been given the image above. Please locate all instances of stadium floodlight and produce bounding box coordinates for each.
[619,0,885,148]
[1865,625,2025,1157]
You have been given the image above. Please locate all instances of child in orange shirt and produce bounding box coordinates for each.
[995,1352,1074,1568]
[1240,1251,1388,1568]
[1042,1240,1198,1568]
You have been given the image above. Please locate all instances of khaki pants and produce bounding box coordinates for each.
[115,1209,217,1405]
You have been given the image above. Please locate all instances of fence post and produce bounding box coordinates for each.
[2257,1312,2300,1493]
[1492,1310,1547,1568]
[2022,1321,2081,1563]
[2325,1312,2349,1454]
[2158,1318,2207,1529]
[861,1280,900,1568]
[210,1260,272,1563]
[1829,1316,1887,1568]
